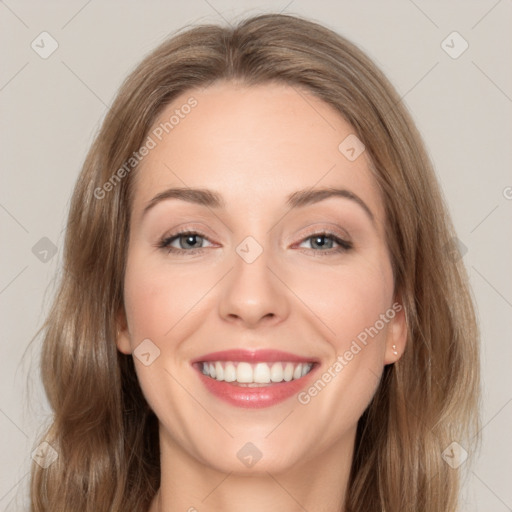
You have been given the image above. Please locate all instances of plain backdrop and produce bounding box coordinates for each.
[1,1,511,510]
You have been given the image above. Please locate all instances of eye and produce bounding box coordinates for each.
[296,231,353,256]
[156,229,353,256]
[157,230,214,255]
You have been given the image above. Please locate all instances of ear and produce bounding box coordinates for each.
[115,306,132,355]
[383,298,408,365]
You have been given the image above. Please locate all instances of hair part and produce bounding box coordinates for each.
[30,13,480,511]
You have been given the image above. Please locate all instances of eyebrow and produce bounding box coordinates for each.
[142,186,375,224]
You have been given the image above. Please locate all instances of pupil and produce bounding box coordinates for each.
[314,235,330,249]
[187,235,198,247]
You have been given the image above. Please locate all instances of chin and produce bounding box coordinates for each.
[199,449,301,476]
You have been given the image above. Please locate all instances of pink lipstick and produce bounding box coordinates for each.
[191,349,319,408]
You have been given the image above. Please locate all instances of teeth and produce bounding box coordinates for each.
[270,362,283,383]
[254,363,271,383]
[283,362,294,381]
[236,362,253,383]
[200,361,313,384]
[215,361,224,381]
[224,362,236,382]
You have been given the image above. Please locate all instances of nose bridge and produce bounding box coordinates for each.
[217,234,288,326]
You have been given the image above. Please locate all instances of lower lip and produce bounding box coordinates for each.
[194,365,317,408]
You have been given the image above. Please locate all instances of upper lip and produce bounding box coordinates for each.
[191,349,319,364]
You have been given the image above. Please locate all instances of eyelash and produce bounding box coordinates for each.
[156,228,353,257]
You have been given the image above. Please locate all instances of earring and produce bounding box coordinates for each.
[392,344,398,355]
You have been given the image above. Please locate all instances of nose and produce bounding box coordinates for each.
[218,244,290,328]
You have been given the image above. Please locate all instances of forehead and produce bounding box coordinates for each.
[131,81,385,229]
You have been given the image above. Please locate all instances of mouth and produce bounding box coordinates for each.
[191,349,319,408]
[196,360,314,386]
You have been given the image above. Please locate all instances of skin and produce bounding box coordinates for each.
[116,81,407,512]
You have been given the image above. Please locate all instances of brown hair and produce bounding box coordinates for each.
[30,13,480,511]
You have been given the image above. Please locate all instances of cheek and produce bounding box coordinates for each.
[289,250,394,353]
[294,251,394,424]
[123,251,205,345]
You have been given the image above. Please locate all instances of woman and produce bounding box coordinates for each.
[30,13,480,512]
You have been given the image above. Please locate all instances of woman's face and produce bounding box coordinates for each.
[117,81,406,474]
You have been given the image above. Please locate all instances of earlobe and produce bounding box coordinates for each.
[384,300,408,365]
[115,309,133,355]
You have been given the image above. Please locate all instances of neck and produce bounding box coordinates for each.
[149,425,355,512]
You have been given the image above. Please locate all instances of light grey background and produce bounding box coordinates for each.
[1,1,511,510]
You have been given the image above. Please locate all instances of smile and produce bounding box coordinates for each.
[199,361,314,385]
[192,349,319,408]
